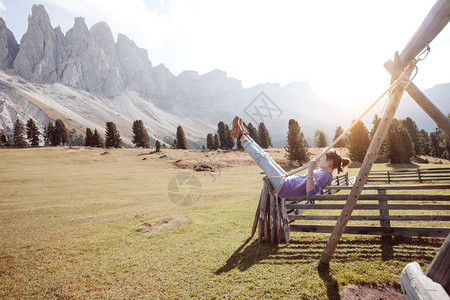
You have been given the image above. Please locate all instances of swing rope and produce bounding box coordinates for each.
[269,46,430,194]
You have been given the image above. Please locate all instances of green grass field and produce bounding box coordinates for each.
[0,147,448,299]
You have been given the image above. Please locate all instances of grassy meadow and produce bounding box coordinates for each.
[0,147,448,299]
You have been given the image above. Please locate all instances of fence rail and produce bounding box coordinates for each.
[286,184,450,238]
[366,167,450,184]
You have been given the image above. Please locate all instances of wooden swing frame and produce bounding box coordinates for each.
[251,0,450,265]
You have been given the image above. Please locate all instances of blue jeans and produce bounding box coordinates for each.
[241,136,286,190]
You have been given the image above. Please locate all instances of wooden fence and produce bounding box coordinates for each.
[253,181,450,245]
[366,167,450,184]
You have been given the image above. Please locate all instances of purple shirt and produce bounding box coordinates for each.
[278,169,333,198]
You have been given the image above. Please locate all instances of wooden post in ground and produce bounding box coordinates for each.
[384,59,450,137]
[319,0,450,264]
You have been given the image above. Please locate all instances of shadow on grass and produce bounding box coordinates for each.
[215,238,280,274]
[388,162,421,169]
[266,236,443,263]
[318,262,341,300]
[215,235,443,275]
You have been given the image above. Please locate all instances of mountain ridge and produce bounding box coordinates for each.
[0,4,448,147]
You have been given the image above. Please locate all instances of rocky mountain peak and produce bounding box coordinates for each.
[0,17,19,69]
[90,22,115,54]
[13,4,60,83]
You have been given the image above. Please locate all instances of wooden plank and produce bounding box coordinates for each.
[269,194,275,243]
[288,215,450,221]
[280,197,290,245]
[426,233,450,294]
[286,204,450,210]
[287,194,450,202]
[275,196,281,244]
[258,183,269,243]
[378,189,391,235]
[291,225,450,237]
[323,184,450,190]
[251,190,263,238]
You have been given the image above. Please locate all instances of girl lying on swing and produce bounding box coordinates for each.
[229,116,350,198]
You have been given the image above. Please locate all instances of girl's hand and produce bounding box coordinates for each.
[308,160,317,173]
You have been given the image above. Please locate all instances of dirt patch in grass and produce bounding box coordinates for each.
[135,215,189,235]
[342,283,404,300]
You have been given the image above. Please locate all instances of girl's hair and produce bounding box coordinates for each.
[325,149,351,174]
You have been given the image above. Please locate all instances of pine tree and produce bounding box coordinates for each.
[54,119,69,146]
[132,120,150,148]
[258,122,272,148]
[333,126,347,148]
[213,134,220,150]
[176,125,188,149]
[387,119,414,163]
[370,114,388,156]
[313,129,327,148]
[13,119,27,147]
[419,129,431,156]
[26,118,40,147]
[217,121,234,150]
[155,140,161,152]
[0,129,10,146]
[347,120,370,163]
[93,129,105,148]
[370,114,381,138]
[401,117,423,155]
[68,129,85,146]
[429,128,449,159]
[45,122,54,146]
[224,124,234,148]
[85,128,94,147]
[206,133,214,150]
[285,119,310,166]
[246,122,259,144]
[105,122,122,148]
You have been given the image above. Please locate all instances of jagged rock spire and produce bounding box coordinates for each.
[0,17,19,69]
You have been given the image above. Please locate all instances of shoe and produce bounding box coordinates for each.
[230,116,242,138]
[238,117,249,136]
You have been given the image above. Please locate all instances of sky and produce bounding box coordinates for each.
[0,0,449,107]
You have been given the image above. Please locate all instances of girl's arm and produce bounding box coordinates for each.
[306,160,317,192]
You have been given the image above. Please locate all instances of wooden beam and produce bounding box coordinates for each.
[385,59,450,136]
[398,0,450,67]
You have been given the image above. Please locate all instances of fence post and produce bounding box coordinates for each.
[378,189,391,236]
[387,171,391,184]
[417,169,422,183]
